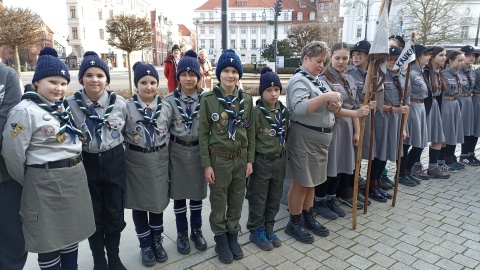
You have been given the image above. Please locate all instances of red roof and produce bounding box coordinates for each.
[178,24,192,36]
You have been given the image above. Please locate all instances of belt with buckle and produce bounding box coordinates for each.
[170,135,199,147]
[443,96,457,101]
[410,99,424,103]
[458,93,472,97]
[473,93,480,97]
[255,151,285,161]
[209,147,247,159]
[293,121,332,133]
[29,154,82,169]
[128,143,166,153]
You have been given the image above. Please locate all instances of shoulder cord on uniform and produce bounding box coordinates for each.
[133,93,162,135]
[173,88,201,130]
[74,90,116,134]
[294,68,328,94]
[22,92,85,143]
[256,98,286,145]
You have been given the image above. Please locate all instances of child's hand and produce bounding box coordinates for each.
[245,163,253,177]
[204,167,215,185]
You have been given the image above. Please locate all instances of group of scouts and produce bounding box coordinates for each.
[0,36,479,269]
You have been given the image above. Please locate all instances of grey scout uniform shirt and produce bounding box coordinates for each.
[68,90,127,153]
[409,64,428,99]
[347,66,367,102]
[125,95,169,147]
[459,66,477,93]
[162,90,201,141]
[474,67,480,94]
[385,69,409,105]
[320,66,359,111]
[2,95,81,184]
[443,66,464,97]
[286,66,335,128]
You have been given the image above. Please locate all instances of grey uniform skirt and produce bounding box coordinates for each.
[327,117,355,177]
[125,147,170,213]
[285,122,332,187]
[374,110,401,162]
[427,99,445,143]
[21,163,95,253]
[404,102,428,148]
[458,96,474,136]
[169,142,207,201]
[472,95,480,136]
[441,99,464,145]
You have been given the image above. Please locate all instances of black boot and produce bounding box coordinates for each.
[104,233,126,270]
[214,233,233,264]
[140,246,156,267]
[227,232,243,260]
[152,231,168,263]
[88,231,108,270]
[176,231,191,255]
[284,214,314,244]
[190,228,207,251]
[302,208,329,237]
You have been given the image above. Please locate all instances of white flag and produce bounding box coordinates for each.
[393,40,416,70]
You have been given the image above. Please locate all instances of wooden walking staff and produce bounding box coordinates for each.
[352,0,391,230]
[392,35,416,207]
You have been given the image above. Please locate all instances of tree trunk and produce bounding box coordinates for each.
[14,45,24,92]
[127,51,134,95]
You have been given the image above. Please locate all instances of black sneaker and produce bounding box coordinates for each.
[399,176,416,187]
[376,187,392,199]
[381,175,395,186]
[326,198,346,217]
[379,178,393,190]
[313,200,338,220]
[460,156,480,166]
[369,188,387,202]
[339,197,364,209]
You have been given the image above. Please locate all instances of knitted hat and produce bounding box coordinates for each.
[259,67,282,96]
[133,61,159,88]
[32,47,70,84]
[78,51,110,84]
[351,40,371,54]
[413,44,434,59]
[171,44,180,53]
[389,46,402,58]
[176,50,201,81]
[460,45,479,58]
[215,49,243,80]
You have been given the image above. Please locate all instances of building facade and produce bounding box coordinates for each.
[194,0,319,64]
[66,0,151,68]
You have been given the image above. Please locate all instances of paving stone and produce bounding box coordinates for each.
[345,255,374,270]
[371,243,396,256]
[464,248,480,261]
[389,262,416,270]
[282,248,305,263]
[239,255,268,270]
[438,224,463,235]
[348,244,376,258]
[417,241,435,251]
[435,258,465,270]
[451,254,480,268]
[322,256,350,270]
[295,256,323,270]
[331,235,356,249]
[190,260,219,270]
[327,246,353,260]
[305,246,331,262]
[399,234,423,246]
[439,241,468,254]
[413,249,441,264]
[390,251,417,265]
[411,259,440,270]
[274,260,301,270]
[441,232,467,245]
[354,235,378,247]
[259,251,286,266]
[428,246,455,260]
[368,252,396,268]
[394,242,420,255]
[418,232,444,245]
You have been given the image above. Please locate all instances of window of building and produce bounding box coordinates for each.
[209,12,214,20]
[98,9,103,20]
[200,13,205,19]
[209,26,214,34]
[297,12,303,21]
[251,53,257,63]
[230,26,236,34]
[70,6,76,18]
[461,26,469,38]
[241,54,246,63]
[251,26,257,34]
[252,13,256,21]
[231,13,235,21]
[283,12,288,21]
[230,39,236,49]
[262,12,266,21]
[309,12,315,21]
[251,39,257,49]
[209,39,215,49]
[200,26,205,34]
[261,39,267,48]
[99,29,104,40]
[201,39,206,48]
[241,26,247,34]
[241,13,246,21]
[72,27,78,39]
[260,26,267,34]
[357,27,362,39]
[241,39,246,49]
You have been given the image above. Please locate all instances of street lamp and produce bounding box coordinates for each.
[193,18,201,51]
[273,0,282,71]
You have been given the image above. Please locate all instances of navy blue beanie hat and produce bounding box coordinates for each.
[32,47,70,84]
[215,49,243,81]
[176,50,201,81]
[259,67,282,96]
[133,61,159,88]
[78,51,110,84]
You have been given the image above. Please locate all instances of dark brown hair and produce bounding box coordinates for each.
[323,42,350,84]
[427,46,446,93]
[445,50,464,68]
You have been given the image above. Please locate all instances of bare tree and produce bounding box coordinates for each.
[106,14,152,93]
[398,0,469,45]
[287,24,322,53]
[0,6,43,86]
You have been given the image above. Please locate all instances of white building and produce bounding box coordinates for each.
[194,0,319,64]
[66,0,151,68]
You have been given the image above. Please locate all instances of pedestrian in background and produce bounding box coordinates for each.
[124,62,169,267]
[163,50,208,256]
[68,51,128,270]
[2,47,95,270]
[198,48,213,91]
[199,49,254,264]
[164,44,182,93]
[0,55,27,270]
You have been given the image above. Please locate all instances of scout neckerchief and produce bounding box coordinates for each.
[174,88,200,130]
[22,92,85,143]
[213,85,245,140]
[387,69,403,102]
[463,66,473,92]
[74,89,116,147]
[294,68,328,93]
[133,93,162,148]
[256,98,286,146]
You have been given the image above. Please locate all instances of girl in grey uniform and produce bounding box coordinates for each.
[399,45,433,187]
[314,42,371,216]
[2,47,95,270]
[124,62,169,266]
[440,51,466,171]
[163,50,208,255]
[424,46,450,178]
[67,51,128,270]
[473,62,480,161]
[458,46,480,166]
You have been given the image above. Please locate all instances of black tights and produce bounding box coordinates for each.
[315,173,350,197]
[461,136,478,155]
[400,144,423,172]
